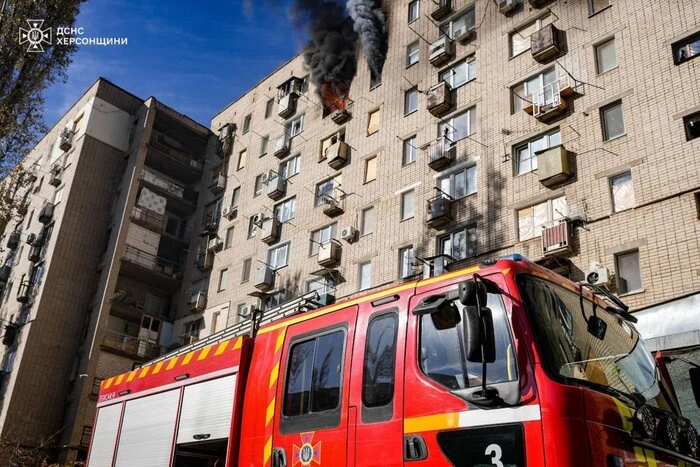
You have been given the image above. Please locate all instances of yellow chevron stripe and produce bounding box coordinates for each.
[263,438,272,465]
[275,332,285,353]
[644,449,657,467]
[166,357,179,371]
[197,346,211,361]
[266,399,275,426]
[104,377,114,389]
[269,363,280,389]
[152,361,164,374]
[126,370,137,383]
[215,340,229,356]
[181,351,195,366]
[404,412,460,434]
[139,366,150,379]
[115,373,125,385]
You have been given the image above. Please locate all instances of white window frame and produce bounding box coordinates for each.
[315,176,340,206]
[438,107,476,142]
[438,164,477,199]
[310,223,337,256]
[440,57,476,89]
[408,0,419,23]
[399,246,415,279]
[217,268,229,292]
[406,41,419,67]
[439,8,476,40]
[439,226,477,261]
[280,154,301,179]
[241,258,252,283]
[511,68,557,114]
[358,261,372,291]
[510,14,552,57]
[615,250,643,295]
[601,101,625,141]
[609,171,635,213]
[224,226,234,249]
[254,174,264,197]
[267,242,290,270]
[274,196,297,222]
[401,189,415,221]
[260,135,269,157]
[403,135,417,166]
[404,88,418,115]
[595,37,618,74]
[514,129,561,175]
[361,207,375,236]
[517,196,568,241]
[286,114,305,138]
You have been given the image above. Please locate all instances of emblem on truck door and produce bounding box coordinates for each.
[293,432,321,466]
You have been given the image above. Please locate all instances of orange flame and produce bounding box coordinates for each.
[321,83,348,113]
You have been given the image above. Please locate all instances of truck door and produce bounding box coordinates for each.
[272,305,358,467]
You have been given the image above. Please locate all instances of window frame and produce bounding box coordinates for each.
[408,0,419,23]
[440,57,476,90]
[406,41,420,67]
[403,135,417,166]
[438,226,478,261]
[364,155,378,183]
[514,128,561,175]
[274,196,297,222]
[224,226,234,249]
[683,111,700,141]
[517,196,567,242]
[615,249,643,295]
[672,32,700,65]
[361,207,375,236]
[404,87,418,116]
[609,171,635,213]
[310,223,337,256]
[398,246,415,279]
[361,310,399,423]
[400,189,415,221]
[267,242,290,270]
[260,135,269,157]
[588,0,611,15]
[439,7,476,40]
[438,107,476,142]
[217,268,229,292]
[601,100,626,141]
[511,68,557,114]
[237,149,247,170]
[254,174,264,197]
[367,108,381,135]
[242,114,251,134]
[286,114,305,138]
[265,99,274,119]
[509,14,552,58]
[437,164,477,200]
[241,258,252,283]
[358,261,372,291]
[315,176,340,207]
[595,37,618,74]
[280,153,301,179]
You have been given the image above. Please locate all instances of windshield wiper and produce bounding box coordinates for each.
[566,377,645,408]
[581,283,637,323]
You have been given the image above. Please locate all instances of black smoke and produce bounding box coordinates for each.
[346,0,387,78]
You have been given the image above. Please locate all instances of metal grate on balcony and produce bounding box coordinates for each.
[131,206,166,232]
[101,330,164,360]
[122,245,182,277]
[149,134,204,172]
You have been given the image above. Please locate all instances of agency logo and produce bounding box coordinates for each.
[19,19,52,52]
[292,432,321,467]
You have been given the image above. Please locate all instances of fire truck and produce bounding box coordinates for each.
[86,255,700,466]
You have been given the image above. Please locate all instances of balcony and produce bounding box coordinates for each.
[431,0,452,20]
[147,132,204,183]
[101,330,163,361]
[217,123,235,158]
[523,76,584,123]
[278,94,298,119]
[429,36,454,68]
[327,141,349,170]
[187,291,207,313]
[131,206,166,232]
[267,176,286,201]
[427,82,454,117]
[121,245,182,289]
[110,288,170,321]
[38,203,54,224]
[139,171,197,216]
[331,107,352,125]
[16,280,32,303]
[321,189,345,217]
[542,219,573,256]
[274,134,291,159]
[196,249,214,271]
[260,218,281,245]
[209,174,226,195]
[203,214,220,234]
[426,196,453,230]
[428,137,456,170]
[6,231,20,250]
[0,265,10,285]
[254,266,275,292]
[531,24,561,63]
[538,145,572,187]
[48,164,62,187]
[318,241,342,268]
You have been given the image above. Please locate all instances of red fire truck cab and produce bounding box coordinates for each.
[87,255,700,467]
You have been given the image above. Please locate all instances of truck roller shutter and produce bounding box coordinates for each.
[177,374,237,444]
[114,389,180,467]
[86,402,123,467]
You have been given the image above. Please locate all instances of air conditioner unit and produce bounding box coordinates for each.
[327,140,349,170]
[541,220,572,256]
[340,226,357,243]
[531,24,561,63]
[431,0,453,21]
[253,212,266,227]
[585,262,610,287]
[187,291,207,313]
[59,126,74,151]
[238,305,251,319]
[223,206,238,220]
[453,27,474,45]
[207,237,223,252]
[429,36,454,67]
[495,0,519,14]
[260,172,270,184]
[330,108,352,125]
[48,165,62,187]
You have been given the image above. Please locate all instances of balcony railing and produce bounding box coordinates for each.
[131,206,166,232]
[122,245,182,277]
[101,330,163,360]
[149,133,204,172]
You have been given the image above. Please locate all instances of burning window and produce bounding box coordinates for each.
[321,83,350,116]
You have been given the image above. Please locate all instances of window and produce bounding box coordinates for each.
[601,101,625,141]
[280,154,301,179]
[231,186,241,207]
[237,149,247,170]
[211,312,220,333]
[595,38,617,73]
[439,226,477,260]
[440,58,476,89]
[399,246,415,278]
[588,0,610,14]
[401,190,415,220]
[362,313,398,414]
[218,268,229,292]
[183,319,201,343]
[370,68,382,90]
[265,99,274,119]
[361,207,374,236]
[610,171,635,212]
[518,196,568,241]
[320,131,345,162]
[203,199,222,226]
[404,88,418,115]
[358,261,372,291]
[283,330,345,418]
[673,32,700,65]
[511,68,557,113]
[438,107,475,142]
[260,135,269,157]
[408,0,419,23]
[242,114,251,134]
[406,41,419,67]
[364,156,377,183]
[315,177,340,206]
[514,129,561,175]
[367,108,381,135]
[248,215,259,238]
[510,14,552,57]
[439,8,475,40]
[419,292,516,390]
[616,250,643,294]
[241,258,252,283]
[254,174,264,197]
[438,165,477,199]
[268,243,289,269]
[683,112,700,141]
[310,223,337,256]
[225,226,234,249]
[53,188,64,204]
[308,276,335,296]
[403,136,417,166]
[274,196,297,222]
[26,210,33,230]
[263,290,288,311]
[286,114,305,138]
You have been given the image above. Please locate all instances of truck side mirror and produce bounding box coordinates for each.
[459,281,487,307]
[463,306,496,363]
[690,367,700,408]
[413,294,460,330]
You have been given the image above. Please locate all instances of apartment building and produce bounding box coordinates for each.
[0,79,215,462]
[175,0,700,425]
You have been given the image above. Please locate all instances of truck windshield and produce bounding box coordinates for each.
[518,275,661,407]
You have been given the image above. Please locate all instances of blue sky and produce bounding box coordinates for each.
[43,0,301,128]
